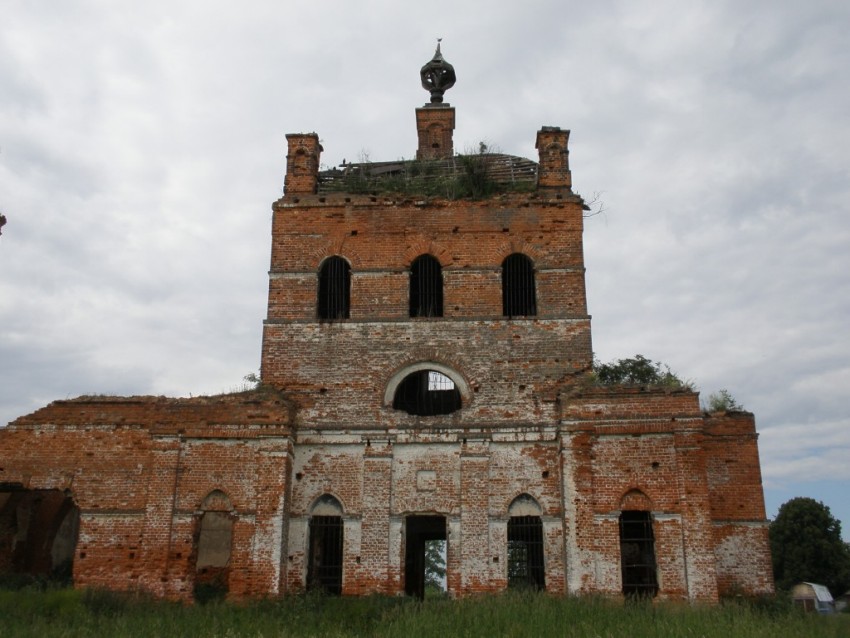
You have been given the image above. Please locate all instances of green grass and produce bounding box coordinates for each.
[0,588,847,638]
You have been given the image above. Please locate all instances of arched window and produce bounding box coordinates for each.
[507,495,545,590]
[410,254,443,318]
[393,370,461,416]
[619,510,658,598]
[318,256,350,320]
[308,495,344,595]
[502,253,536,317]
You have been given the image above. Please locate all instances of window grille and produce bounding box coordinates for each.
[410,255,443,317]
[427,371,454,391]
[318,256,350,320]
[619,511,658,598]
[507,515,545,590]
[393,370,461,416]
[502,253,537,317]
[308,515,344,595]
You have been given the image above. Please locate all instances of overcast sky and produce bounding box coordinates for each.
[2,0,848,538]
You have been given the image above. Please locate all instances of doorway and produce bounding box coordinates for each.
[0,488,79,584]
[404,515,446,599]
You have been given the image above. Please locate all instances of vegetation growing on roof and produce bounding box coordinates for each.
[704,388,743,412]
[318,150,538,200]
[591,354,693,390]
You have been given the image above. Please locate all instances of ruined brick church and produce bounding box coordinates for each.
[0,45,774,602]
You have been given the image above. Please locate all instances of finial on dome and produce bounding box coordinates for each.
[420,39,456,104]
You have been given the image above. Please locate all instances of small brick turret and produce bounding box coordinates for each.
[535,126,571,189]
[284,133,322,195]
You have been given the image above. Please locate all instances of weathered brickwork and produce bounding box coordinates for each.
[416,105,455,160]
[0,63,774,602]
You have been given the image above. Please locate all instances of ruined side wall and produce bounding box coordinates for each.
[0,394,293,600]
[561,388,721,602]
[0,421,153,591]
[703,413,774,596]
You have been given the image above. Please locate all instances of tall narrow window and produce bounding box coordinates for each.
[393,370,461,416]
[193,490,234,603]
[507,516,545,590]
[410,255,443,317]
[507,495,545,590]
[308,495,344,595]
[318,256,350,320]
[619,511,658,598]
[502,253,536,317]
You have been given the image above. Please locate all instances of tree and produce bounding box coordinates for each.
[593,354,691,389]
[770,497,850,596]
[424,539,446,592]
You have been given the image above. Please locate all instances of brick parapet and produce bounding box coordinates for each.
[9,393,294,433]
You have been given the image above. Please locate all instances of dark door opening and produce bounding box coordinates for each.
[0,488,79,584]
[404,515,446,599]
[308,515,343,595]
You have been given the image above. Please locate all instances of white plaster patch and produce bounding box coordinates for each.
[416,470,436,491]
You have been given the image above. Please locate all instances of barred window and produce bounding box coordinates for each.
[502,253,536,317]
[410,254,443,318]
[619,511,658,598]
[308,495,344,595]
[507,516,545,590]
[318,256,350,320]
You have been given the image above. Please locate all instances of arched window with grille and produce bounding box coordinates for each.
[308,495,344,595]
[410,254,443,318]
[317,256,350,320]
[502,253,536,317]
[507,494,545,590]
[393,370,461,416]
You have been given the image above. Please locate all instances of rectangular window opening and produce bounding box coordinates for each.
[507,516,545,590]
[619,511,658,598]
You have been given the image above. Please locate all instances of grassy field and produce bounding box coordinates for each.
[0,588,847,638]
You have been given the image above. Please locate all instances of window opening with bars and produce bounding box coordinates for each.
[308,515,344,594]
[507,515,545,590]
[393,370,461,416]
[619,511,658,598]
[502,253,537,317]
[317,256,350,320]
[409,255,443,317]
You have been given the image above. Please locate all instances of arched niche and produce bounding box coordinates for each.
[619,488,653,512]
[508,493,543,517]
[310,493,344,516]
